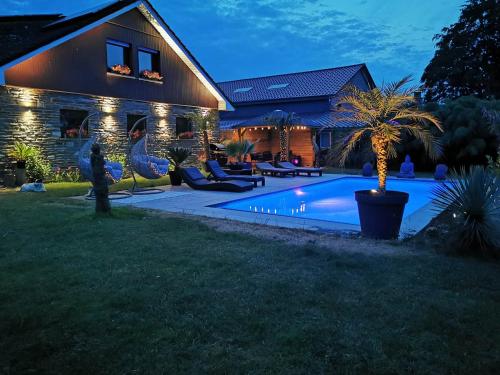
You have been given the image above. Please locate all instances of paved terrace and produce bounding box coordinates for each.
[112,174,438,237]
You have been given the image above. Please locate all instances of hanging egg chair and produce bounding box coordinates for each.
[78,113,129,199]
[128,115,169,194]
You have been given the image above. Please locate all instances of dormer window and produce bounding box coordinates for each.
[138,47,162,81]
[107,40,131,76]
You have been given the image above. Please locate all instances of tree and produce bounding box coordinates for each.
[337,76,442,192]
[423,96,499,167]
[421,0,500,101]
[264,110,300,161]
[185,110,218,161]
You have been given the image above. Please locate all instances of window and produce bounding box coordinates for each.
[138,48,161,80]
[267,83,289,90]
[107,40,131,75]
[60,109,89,139]
[234,87,253,93]
[319,131,331,148]
[127,114,147,141]
[176,117,193,139]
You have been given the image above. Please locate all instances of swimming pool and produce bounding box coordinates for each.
[214,177,443,225]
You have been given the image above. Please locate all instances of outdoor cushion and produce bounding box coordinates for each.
[206,160,265,187]
[278,161,323,176]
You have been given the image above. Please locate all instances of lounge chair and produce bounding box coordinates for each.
[362,162,373,177]
[206,160,265,187]
[396,155,415,178]
[434,164,448,180]
[181,167,253,192]
[277,161,323,176]
[256,162,296,177]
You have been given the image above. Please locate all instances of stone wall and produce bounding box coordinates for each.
[0,86,219,178]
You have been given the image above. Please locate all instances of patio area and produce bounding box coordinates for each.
[113,174,439,237]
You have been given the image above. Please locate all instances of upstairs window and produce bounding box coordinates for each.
[60,109,89,139]
[107,40,131,76]
[176,117,193,139]
[138,48,162,81]
[127,114,147,141]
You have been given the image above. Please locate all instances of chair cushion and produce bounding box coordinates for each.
[183,167,206,181]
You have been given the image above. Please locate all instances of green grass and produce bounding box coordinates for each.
[1,185,499,374]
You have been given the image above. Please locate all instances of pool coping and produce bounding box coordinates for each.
[113,174,445,238]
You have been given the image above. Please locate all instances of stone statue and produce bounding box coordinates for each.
[90,143,111,213]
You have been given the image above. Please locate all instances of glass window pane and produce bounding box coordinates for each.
[176,117,193,139]
[320,132,331,148]
[139,51,153,72]
[107,43,124,68]
[60,109,89,139]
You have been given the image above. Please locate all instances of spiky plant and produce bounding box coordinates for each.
[225,140,254,162]
[432,166,499,257]
[185,110,218,161]
[8,141,36,163]
[167,147,191,171]
[336,76,442,192]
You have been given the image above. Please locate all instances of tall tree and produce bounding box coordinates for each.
[421,0,500,101]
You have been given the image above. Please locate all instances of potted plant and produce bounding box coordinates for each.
[167,147,191,186]
[8,141,35,186]
[140,70,163,81]
[225,140,254,170]
[337,76,442,239]
[111,64,132,76]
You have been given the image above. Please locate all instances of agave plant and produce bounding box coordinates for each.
[167,147,191,170]
[225,140,255,162]
[432,166,499,257]
[336,76,442,192]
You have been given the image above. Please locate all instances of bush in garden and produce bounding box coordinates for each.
[25,148,52,182]
[432,166,499,257]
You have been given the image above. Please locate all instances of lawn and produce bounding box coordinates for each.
[1,184,499,374]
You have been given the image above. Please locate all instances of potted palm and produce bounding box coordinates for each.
[337,76,442,239]
[8,142,35,186]
[167,147,191,186]
[225,140,254,170]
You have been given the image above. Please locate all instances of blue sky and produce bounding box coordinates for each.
[1,0,465,85]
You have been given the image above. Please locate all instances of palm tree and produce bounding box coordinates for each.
[265,110,300,161]
[225,140,255,162]
[185,110,219,161]
[337,76,443,192]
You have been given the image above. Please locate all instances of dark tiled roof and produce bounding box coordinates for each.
[220,110,359,130]
[218,64,369,104]
[0,0,137,67]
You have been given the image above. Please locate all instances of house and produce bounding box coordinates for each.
[217,64,376,166]
[0,0,232,175]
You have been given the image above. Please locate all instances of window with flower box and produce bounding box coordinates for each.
[60,109,89,139]
[127,114,147,141]
[176,117,193,139]
[107,40,132,76]
[138,47,162,81]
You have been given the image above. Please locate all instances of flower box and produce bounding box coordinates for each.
[140,70,163,81]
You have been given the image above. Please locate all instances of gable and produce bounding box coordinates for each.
[1,2,231,110]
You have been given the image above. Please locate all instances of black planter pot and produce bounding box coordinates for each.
[355,190,409,240]
[168,170,183,186]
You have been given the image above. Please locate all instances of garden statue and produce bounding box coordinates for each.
[362,162,373,177]
[90,143,111,213]
[397,155,416,178]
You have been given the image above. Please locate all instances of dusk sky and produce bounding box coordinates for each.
[1,0,465,85]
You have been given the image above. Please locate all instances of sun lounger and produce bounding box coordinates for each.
[255,162,296,177]
[277,161,323,176]
[181,167,253,192]
[206,160,265,187]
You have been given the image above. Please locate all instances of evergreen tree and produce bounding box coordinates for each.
[422,0,500,101]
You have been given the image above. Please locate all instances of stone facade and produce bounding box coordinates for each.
[0,86,219,178]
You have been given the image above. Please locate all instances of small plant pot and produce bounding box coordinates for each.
[355,190,409,239]
[168,170,183,186]
[15,167,26,186]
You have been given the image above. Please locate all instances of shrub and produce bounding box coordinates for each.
[166,147,190,170]
[8,142,36,163]
[432,166,499,257]
[107,153,127,168]
[25,148,52,182]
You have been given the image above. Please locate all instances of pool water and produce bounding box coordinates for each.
[214,177,443,225]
